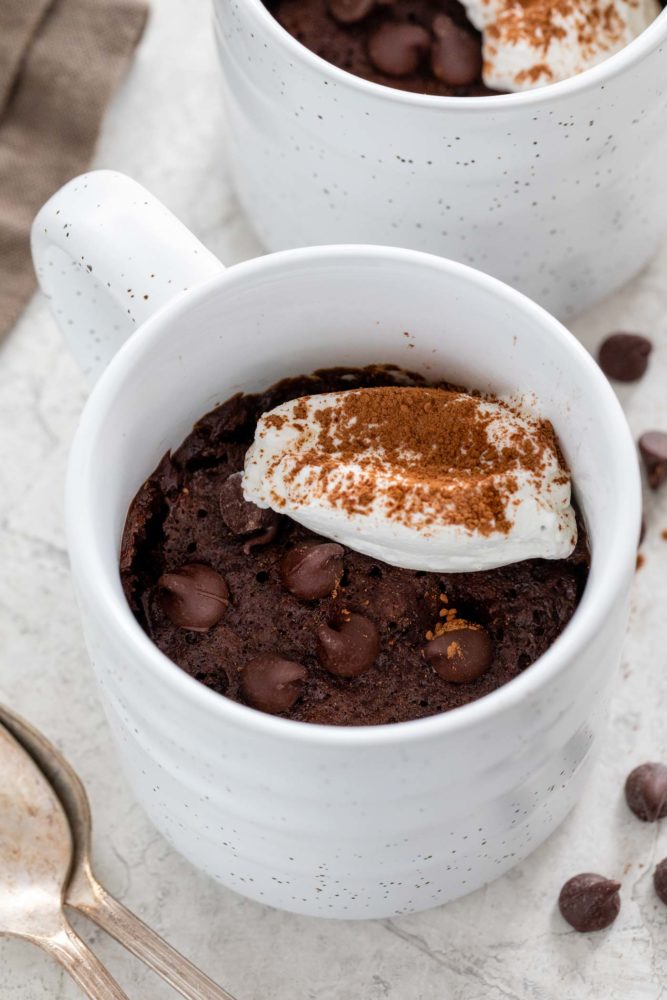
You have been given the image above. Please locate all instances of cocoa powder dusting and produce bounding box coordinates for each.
[426,592,480,639]
[268,386,564,537]
[487,0,633,87]
[498,0,626,50]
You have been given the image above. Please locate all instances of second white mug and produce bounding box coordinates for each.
[213,0,667,319]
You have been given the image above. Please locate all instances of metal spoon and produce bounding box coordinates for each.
[0,723,129,998]
[0,705,238,1000]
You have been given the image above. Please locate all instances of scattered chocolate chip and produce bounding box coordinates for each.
[598,333,652,382]
[424,625,493,683]
[654,859,667,905]
[219,472,280,538]
[240,654,307,714]
[625,762,667,821]
[367,22,431,77]
[430,15,482,86]
[317,613,380,677]
[280,543,344,600]
[157,563,229,631]
[639,432,667,490]
[558,873,621,932]
[328,0,375,24]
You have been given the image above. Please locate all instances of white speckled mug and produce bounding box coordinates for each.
[213,1,667,319]
[32,171,640,919]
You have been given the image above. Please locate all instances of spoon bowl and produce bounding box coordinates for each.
[0,725,72,940]
[0,722,129,999]
[0,705,96,909]
[0,704,237,1000]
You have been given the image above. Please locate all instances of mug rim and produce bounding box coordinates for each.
[225,0,667,111]
[66,244,641,748]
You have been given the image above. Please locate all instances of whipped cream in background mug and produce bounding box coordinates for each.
[463,0,661,91]
[213,0,667,318]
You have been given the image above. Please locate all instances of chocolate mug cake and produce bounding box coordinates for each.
[121,366,588,726]
[265,0,662,96]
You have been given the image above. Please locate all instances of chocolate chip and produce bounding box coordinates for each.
[157,563,229,631]
[654,858,667,905]
[317,613,380,677]
[639,432,667,490]
[280,543,344,600]
[243,522,281,554]
[625,762,667,821]
[430,15,482,86]
[367,22,431,77]
[220,472,281,539]
[424,625,493,683]
[598,333,652,382]
[240,654,307,714]
[328,0,375,24]
[558,873,621,932]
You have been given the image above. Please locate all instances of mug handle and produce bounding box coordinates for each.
[31,170,225,384]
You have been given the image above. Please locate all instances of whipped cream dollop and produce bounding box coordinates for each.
[461,0,660,92]
[242,386,577,573]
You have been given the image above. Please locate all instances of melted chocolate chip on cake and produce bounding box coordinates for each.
[265,0,496,97]
[120,366,589,726]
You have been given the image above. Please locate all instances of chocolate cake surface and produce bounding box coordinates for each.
[120,366,589,727]
[264,0,497,97]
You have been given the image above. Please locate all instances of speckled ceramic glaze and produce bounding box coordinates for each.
[213,1,667,319]
[31,172,640,919]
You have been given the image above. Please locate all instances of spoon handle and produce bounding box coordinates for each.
[72,880,238,1000]
[45,919,130,1000]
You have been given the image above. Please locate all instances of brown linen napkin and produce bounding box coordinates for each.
[0,0,148,340]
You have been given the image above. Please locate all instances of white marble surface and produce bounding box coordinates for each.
[1,0,667,996]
